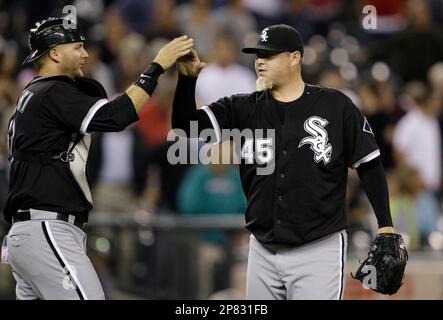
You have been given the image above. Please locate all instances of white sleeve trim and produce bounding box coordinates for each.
[200,105,222,143]
[79,98,108,134]
[351,149,380,169]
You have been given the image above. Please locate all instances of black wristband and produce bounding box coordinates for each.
[143,62,165,81]
[135,62,165,96]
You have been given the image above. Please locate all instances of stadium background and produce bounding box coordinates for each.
[1,0,443,299]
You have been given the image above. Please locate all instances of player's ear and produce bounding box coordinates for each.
[48,47,61,63]
[290,51,302,67]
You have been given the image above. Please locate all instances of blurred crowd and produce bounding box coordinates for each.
[2,0,443,297]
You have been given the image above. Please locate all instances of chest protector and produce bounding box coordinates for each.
[8,76,108,206]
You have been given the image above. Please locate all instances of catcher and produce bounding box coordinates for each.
[1,17,193,299]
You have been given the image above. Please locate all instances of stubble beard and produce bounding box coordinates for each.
[73,63,84,77]
[61,64,82,79]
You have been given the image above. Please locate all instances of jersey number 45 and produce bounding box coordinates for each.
[241,138,273,165]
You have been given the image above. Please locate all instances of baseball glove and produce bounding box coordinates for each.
[352,233,408,295]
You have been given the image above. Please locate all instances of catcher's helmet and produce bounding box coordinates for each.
[23,17,85,65]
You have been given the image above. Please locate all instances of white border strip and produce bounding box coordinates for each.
[44,222,89,300]
[337,232,344,300]
[351,149,380,169]
[201,105,222,144]
[80,98,108,135]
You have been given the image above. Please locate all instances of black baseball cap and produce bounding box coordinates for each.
[242,24,304,56]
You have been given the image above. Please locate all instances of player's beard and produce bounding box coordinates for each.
[256,77,273,91]
[75,67,84,77]
[61,63,83,78]
[73,63,84,77]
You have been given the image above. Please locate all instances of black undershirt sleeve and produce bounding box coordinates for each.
[356,157,393,228]
[171,74,212,136]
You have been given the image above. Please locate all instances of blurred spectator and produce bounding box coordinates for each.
[242,0,283,29]
[389,166,440,249]
[393,81,442,193]
[89,33,149,214]
[113,33,149,94]
[387,167,420,249]
[99,6,129,64]
[0,39,19,211]
[196,31,256,105]
[113,0,153,33]
[428,62,443,95]
[304,0,344,36]
[345,169,374,238]
[0,40,19,104]
[178,141,246,216]
[318,67,360,105]
[146,0,182,41]
[427,63,443,160]
[371,0,443,82]
[88,129,139,214]
[427,62,443,116]
[177,141,246,298]
[74,0,106,27]
[213,0,257,65]
[134,74,190,212]
[279,0,315,41]
[0,90,12,212]
[175,0,218,59]
[82,43,116,97]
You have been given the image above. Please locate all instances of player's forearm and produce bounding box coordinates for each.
[172,74,198,127]
[172,74,210,136]
[126,85,150,115]
[356,157,394,228]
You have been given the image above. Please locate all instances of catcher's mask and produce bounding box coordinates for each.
[23,17,85,65]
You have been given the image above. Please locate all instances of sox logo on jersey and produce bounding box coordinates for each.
[299,116,332,164]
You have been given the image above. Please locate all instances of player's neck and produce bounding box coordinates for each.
[270,75,305,102]
[38,65,74,79]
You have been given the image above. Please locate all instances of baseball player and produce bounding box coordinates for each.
[1,17,193,300]
[172,24,396,299]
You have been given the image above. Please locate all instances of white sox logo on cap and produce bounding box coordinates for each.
[299,116,332,164]
[260,28,269,42]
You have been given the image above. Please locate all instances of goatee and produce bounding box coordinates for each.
[256,77,273,91]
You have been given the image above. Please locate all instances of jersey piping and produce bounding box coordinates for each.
[79,98,108,134]
[351,149,380,169]
[201,105,222,143]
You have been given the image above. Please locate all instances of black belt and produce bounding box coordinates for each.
[13,149,75,164]
[13,211,86,230]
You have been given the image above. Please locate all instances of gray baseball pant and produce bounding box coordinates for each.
[246,230,347,300]
[5,214,104,300]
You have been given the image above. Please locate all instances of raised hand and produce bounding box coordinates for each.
[176,48,207,77]
[153,35,194,70]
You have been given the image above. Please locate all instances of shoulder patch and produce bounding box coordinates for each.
[363,117,374,135]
